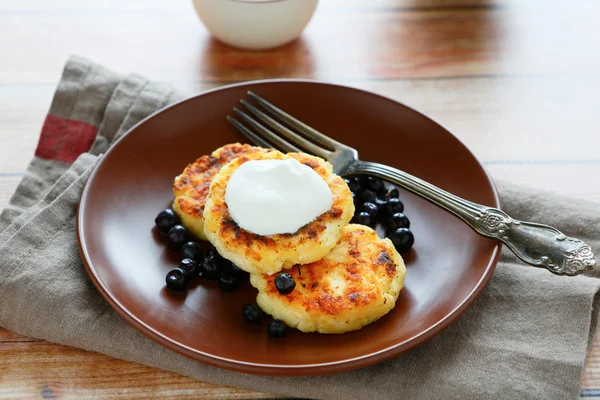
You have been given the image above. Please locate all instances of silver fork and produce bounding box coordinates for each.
[227,91,596,276]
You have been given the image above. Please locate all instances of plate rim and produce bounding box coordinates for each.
[77,78,502,376]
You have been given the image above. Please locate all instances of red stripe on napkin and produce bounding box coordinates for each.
[35,115,98,163]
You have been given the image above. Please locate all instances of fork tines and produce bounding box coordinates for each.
[227,91,346,160]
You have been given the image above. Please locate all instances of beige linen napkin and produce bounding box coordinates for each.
[1,55,599,400]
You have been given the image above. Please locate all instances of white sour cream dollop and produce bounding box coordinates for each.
[225,158,333,236]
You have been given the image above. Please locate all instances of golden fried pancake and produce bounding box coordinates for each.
[203,150,354,275]
[172,143,271,240]
[250,224,406,334]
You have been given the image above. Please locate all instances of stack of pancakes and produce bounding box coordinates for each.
[173,143,406,334]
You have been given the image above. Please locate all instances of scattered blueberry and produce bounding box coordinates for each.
[383,197,404,216]
[386,212,410,231]
[167,225,192,252]
[181,241,203,262]
[157,176,416,305]
[387,187,400,199]
[374,194,388,208]
[242,303,265,323]
[274,272,296,295]
[215,253,231,269]
[354,211,374,227]
[361,202,379,217]
[366,177,385,194]
[219,271,243,292]
[389,227,414,253]
[360,190,377,204]
[204,248,229,267]
[199,256,221,280]
[205,247,218,260]
[165,268,186,291]
[179,258,199,278]
[344,177,361,193]
[226,261,245,274]
[268,319,287,339]
[155,209,180,235]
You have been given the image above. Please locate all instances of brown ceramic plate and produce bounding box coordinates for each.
[77,80,501,376]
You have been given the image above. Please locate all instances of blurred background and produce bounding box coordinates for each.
[1,0,599,204]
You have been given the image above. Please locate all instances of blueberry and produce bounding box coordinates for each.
[155,209,180,235]
[199,257,221,280]
[242,303,265,323]
[388,187,400,199]
[357,175,369,187]
[344,177,362,193]
[374,194,388,208]
[361,202,379,217]
[354,211,374,227]
[383,198,404,215]
[366,177,385,194]
[226,261,245,274]
[167,225,192,252]
[205,249,228,267]
[214,252,230,268]
[268,319,287,339]
[179,258,199,278]
[205,247,218,260]
[165,268,186,291]
[219,271,243,292]
[389,228,414,253]
[360,190,377,204]
[274,272,296,295]
[181,242,203,262]
[386,212,410,231]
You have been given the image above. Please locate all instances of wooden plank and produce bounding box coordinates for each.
[581,330,600,392]
[0,328,42,343]
[0,0,512,13]
[486,163,600,203]
[2,76,599,174]
[0,326,598,398]
[2,318,600,398]
[0,338,279,399]
[347,77,600,163]
[1,4,600,85]
[0,86,53,174]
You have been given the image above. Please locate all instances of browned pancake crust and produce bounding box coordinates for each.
[172,143,271,239]
[203,150,355,275]
[250,224,406,333]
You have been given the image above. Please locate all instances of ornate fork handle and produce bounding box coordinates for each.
[353,161,596,275]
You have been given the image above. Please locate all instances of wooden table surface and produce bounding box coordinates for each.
[1,0,600,398]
